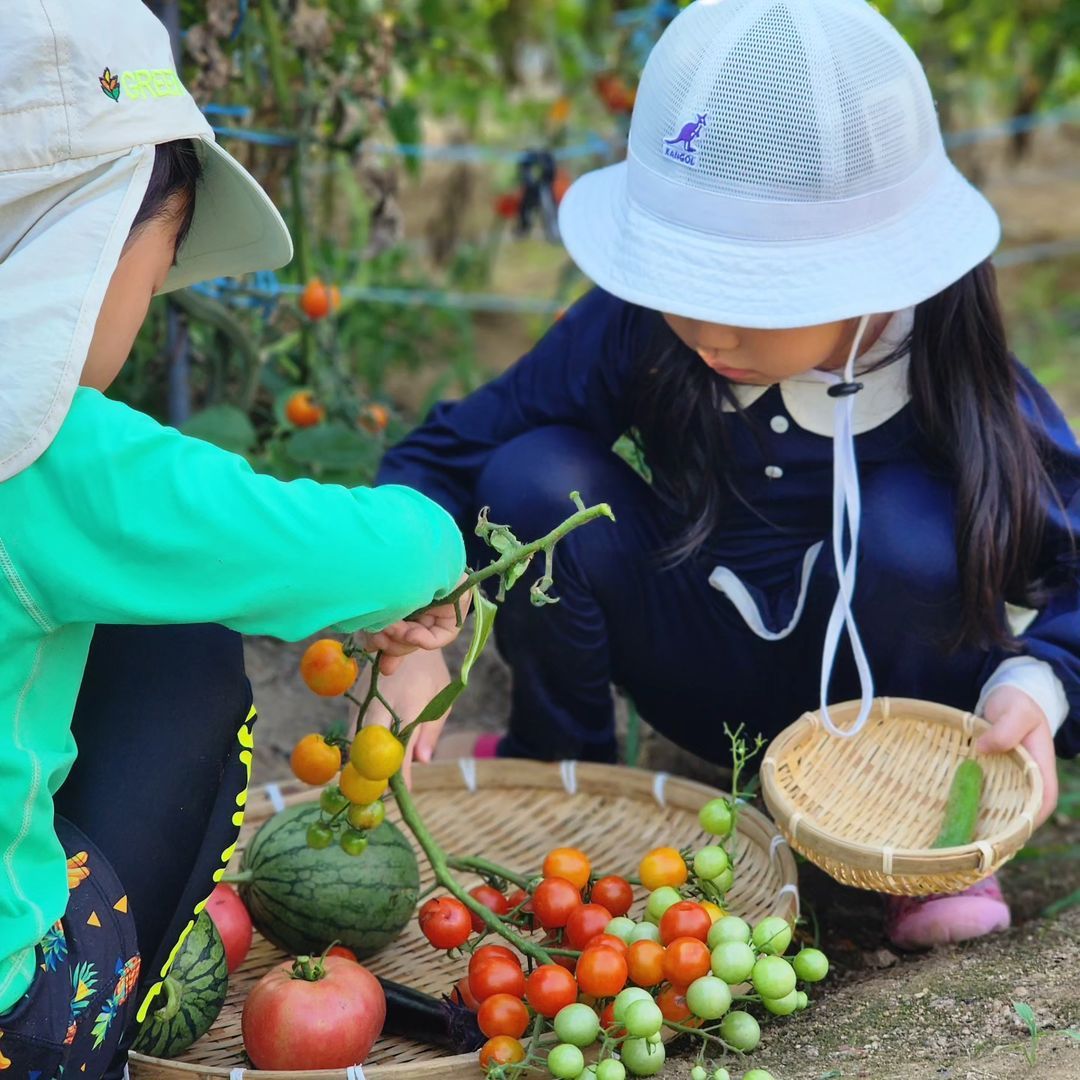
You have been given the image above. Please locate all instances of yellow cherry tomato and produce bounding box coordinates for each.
[339,764,388,805]
[639,846,688,891]
[700,901,725,923]
[350,725,406,781]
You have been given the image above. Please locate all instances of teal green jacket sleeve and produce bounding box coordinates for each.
[6,389,466,639]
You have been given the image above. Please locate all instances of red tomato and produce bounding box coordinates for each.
[494,192,522,220]
[576,946,628,999]
[588,933,629,957]
[525,964,578,1018]
[242,956,385,1069]
[659,901,712,946]
[469,956,526,1003]
[565,903,613,950]
[590,875,634,918]
[326,945,357,962]
[468,884,511,934]
[284,390,325,429]
[533,877,582,930]
[662,936,711,987]
[450,976,481,1012]
[599,1001,623,1036]
[477,993,530,1039]
[543,848,591,890]
[507,887,536,930]
[469,944,517,974]
[656,984,696,1024]
[479,1036,525,1069]
[627,940,666,988]
[418,897,471,950]
[205,883,252,974]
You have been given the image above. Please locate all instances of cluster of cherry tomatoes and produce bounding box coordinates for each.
[415,802,827,1079]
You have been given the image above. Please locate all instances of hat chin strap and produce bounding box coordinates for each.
[807,314,875,737]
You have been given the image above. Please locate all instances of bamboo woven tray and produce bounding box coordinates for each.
[129,759,799,1080]
[761,697,1043,896]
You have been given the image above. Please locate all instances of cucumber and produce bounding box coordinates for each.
[932,759,984,848]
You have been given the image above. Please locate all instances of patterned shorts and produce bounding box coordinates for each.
[0,818,140,1080]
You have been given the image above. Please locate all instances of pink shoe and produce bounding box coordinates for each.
[433,730,502,761]
[473,733,501,759]
[885,874,1011,950]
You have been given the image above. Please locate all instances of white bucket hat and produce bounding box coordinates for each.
[559,0,1001,330]
[560,0,1003,735]
[0,0,293,481]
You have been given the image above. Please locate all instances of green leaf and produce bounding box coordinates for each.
[412,679,465,727]
[385,98,422,177]
[181,405,256,454]
[285,421,381,473]
[1013,1001,1038,1038]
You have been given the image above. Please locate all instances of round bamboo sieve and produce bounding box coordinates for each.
[761,697,1043,896]
[129,759,798,1080]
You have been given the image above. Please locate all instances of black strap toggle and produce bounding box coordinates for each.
[827,380,865,398]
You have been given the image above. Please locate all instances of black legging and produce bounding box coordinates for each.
[53,624,253,1017]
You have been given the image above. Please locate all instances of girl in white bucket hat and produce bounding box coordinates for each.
[0,3,467,1073]
[378,0,1080,948]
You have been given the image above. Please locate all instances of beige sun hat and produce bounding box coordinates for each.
[0,0,293,481]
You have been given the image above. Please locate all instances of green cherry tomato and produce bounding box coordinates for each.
[607,917,637,943]
[628,921,662,945]
[710,867,735,894]
[613,987,654,1025]
[692,846,730,881]
[698,798,734,837]
[578,1068,598,1080]
[752,956,797,1000]
[762,989,799,1016]
[792,947,829,983]
[751,916,792,956]
[719,1010,760,1052]
[796,990,809,1010]
[686,975,732,1020]
[346,799,386,831]
[691,1067,708,1080]
[711,941,756,985]
[596,1060,626,1080]
[708,916,751,950]
[553,1003,600,1047]
[742,1072,776,1080]
[339,828,369,857]
[646,1032,662,1046]
[712,1070,731,1080]
[319,785,349,815]
[548,1043,586,1080]
[623,999,664,1039]
[645,886,682,923]
[306,823,334,849]
[619,1038,666,1077]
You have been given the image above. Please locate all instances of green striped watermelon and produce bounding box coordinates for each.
[132,911,228,1058]
[237,803,419,958]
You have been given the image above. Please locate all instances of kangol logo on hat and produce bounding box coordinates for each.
[663,112,707,166]
[98,67,121,100]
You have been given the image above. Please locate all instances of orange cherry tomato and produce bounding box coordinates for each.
[524,965,578,1018]
[700,901,725,923]
[662,936,711,987]
[289,733,341,786]
[627,939,666,988]
[300,278,335,320]
[657,984,697,1024]
[477,993,530,1039]
[360,402,390,434]
[285,389,325,428]
[639,846,688,891]
[543,848,591,891]
[659,901,712,946]
[576,945,628,999]
[591,875,634,918]
[299,639,358,697]
[565,903,613,950]
[479,1036,525,1069]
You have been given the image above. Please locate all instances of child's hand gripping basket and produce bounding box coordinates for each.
[761,697,1044,896]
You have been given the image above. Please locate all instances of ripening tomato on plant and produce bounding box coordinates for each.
[468,954,526,1003]
[300,278,340,320]
[576,945,628,998]
[543,848,591,890]
[525,964,578,1018]
[350,725,406,781]
[478,1035,525,1069]
[289,733,341,786]
[338,764,387,805]
[494,191,522,221]
[656,984,696,1024]
[565,903,613,950]
[662,937,711,987]
[284,390,325,428]
[418,897,471,951]
[467,884,510,934]
[591,875,634,917]
[627,939,666,988]
[299,639,358,697]
[359,402,390,435]
[533,877,582,930]
[639,847,688,891]
[659,901,712,946]
[477,993,530,1040]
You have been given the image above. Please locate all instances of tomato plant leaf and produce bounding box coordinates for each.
[181,405,257,454]
[460,589,497,686]
[285,421,381,472]
[412,679,465,727]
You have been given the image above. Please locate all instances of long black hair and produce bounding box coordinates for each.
[627,260,1064,650]
[127,138,202,252]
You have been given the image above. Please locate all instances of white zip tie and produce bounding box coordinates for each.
[265,782,285,813]
[652,772,669,807]
[776,882,801,917]
[769,834,788,862]
[458,757,478,793]
[230,1069,246,1080]
[882,846,895,876]
[123,1067,131,1080]
[975,841,994,872]
[559,759,578,795]
[347,1066,367,1080]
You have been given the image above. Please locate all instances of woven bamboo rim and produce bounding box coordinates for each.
[130,759,798,1080]
[761,697,1043,896]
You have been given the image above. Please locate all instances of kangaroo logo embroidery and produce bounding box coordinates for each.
[99,68,121,100]
[663,112,707,166]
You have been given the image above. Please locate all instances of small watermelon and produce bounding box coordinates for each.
[237,803,420,958]
[132,911,228,1058]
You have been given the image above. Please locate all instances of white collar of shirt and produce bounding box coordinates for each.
[720,307,915,437]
